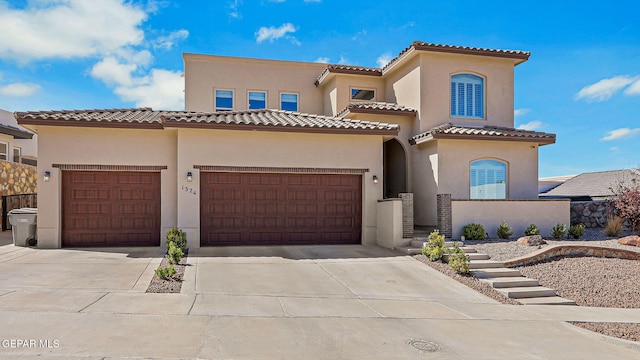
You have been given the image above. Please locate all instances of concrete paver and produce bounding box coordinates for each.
[0,241,638,359]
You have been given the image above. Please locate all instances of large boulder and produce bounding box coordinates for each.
[516,235,547,246]
[618,236,640,247]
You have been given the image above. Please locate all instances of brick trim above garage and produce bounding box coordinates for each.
[193,165,369,174]
[53,164,168,171]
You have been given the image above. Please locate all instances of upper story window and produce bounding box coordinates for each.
[470,159,506,199]
[13,147,21,163]
[351,88,375,101]
[248,91,267,110]
[451,74,484,118]
[0,142,7,161]
[215,89,234,112]
[281,93,298,112]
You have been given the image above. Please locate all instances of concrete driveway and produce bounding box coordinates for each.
[0,239,639,359]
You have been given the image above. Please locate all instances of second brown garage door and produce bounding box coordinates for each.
[200,172,362,246]
[62,171,161,247]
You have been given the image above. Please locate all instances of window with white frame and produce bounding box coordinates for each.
[0,142,7,161]
[451,74,484,118]
[351,88,375,101]
[280,93,298,111]
[215,89,234,111]
[248,91,267,110]
[13,147,21,163]
[470,159,506,199]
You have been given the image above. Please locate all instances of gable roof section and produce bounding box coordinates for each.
[540,169,639,199]
[315,64,382,86]
[409,123,555,145]
[337,102,417,118]
[0,123,34,139]
[16,108,399,136]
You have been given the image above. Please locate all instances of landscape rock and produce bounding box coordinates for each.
[516,235,547,246]
[617,235,640,247]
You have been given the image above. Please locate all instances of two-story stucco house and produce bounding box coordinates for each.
[17,41,567,249]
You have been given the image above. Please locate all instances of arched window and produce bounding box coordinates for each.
[470,159,506,199]
[451,74,484,118]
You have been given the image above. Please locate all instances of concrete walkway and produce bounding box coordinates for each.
[0,238,638,359]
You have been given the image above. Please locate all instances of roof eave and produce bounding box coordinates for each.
[344,108,417,117]
[163,121,399,136]
[15,119,163,130]
[432,133,555,145]
[0,124,34,139]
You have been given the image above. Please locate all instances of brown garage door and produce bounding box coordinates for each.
[62,171,161,247]
[200,172,362,246]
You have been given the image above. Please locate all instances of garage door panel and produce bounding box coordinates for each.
[62,171,161,247]
[201,172,361,246]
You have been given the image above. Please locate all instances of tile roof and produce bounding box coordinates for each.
[16,108,399,135]
[163,109,399,134]
[315,64,382,86]
[540,169,640,199]
[409,123,556,145]
[383,41,531,73]
[337,102,417,117]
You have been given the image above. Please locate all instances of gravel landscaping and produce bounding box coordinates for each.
[570,322,640,343]
[146,253,188,293]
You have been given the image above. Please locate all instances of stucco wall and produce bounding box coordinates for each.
[184,54,327,114]
[175,128,384,248]
[450,199,570,239]
[376,199,404,249]
[35,126,178,248]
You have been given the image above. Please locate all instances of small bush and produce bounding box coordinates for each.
[447,243,470,274]
[568,224,586,239]
[166,241,184,265]
[550,223,567,240]
[524,224,540,236]
[496,221,514,239]
[155,265,176,279]
[166,227,188,251]
[422,230,446,261]
[603,215,624,237]
[462,223,485,240]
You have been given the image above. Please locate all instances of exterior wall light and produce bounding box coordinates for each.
[187,171,193,182]
[43,171,51,182]
[372,175,379,184]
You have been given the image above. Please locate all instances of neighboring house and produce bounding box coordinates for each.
[540,169,638,201]
[0,109,37,166]
[538,174,576,194]
[18,40,566,249]
[0,110,37,199]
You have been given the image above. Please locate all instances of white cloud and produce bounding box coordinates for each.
[338,56,349,65]
[315,57,330,64]
[0,82,41,97]
[517,120,544,131]
[601,128,640,141]
[229,0,242,19]
[376,53,392,68]
[351,29,367,41]
[152,29,189,50]
[623,78,640,96]
[609,146,621,154]
[514,108,530,117]
[0,0,147,62]
[255,23,299,44]
[575,75,639,102]
[91,56,138,87]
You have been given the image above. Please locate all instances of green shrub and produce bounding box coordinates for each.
[155,265,176,279]
[524,224,540,236]
[496,221,514,239]
[603,215,623,237]
[462,223,485,240]
[166,241,184,265]
[447,243,470,274]
[568,224,586,239]
[550,223,567,240]
[422,230,446,261]
[166,227,188,251]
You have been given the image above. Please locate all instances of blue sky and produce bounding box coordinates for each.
[0,0,638,177]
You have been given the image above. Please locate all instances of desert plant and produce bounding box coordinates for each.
[166,227,188,251]
[447,243,470,274]
[568,224,586,239]
[496,221,514,239]
[550,223,567,240]
[462,223,485,240]
[166,241,184,265]
[155,265,176,279]
[603,215,624,237]
[609,170,640,234]
[422,230,446,261]
[524,224,540,236]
